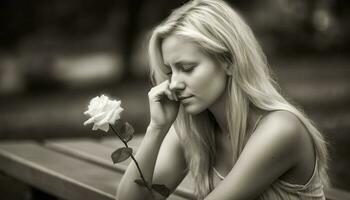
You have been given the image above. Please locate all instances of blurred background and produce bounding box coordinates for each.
[0,0,349,196]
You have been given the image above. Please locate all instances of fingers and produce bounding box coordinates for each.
[164,87,174,101]
[171,89,178,101]
[148,80,178,102]
[166,82,179,101]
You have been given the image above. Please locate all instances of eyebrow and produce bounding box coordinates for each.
[164,60,196,68]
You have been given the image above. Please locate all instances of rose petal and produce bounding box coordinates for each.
[92,124,99,131]
[109,107,123,124]
[106,107,120,124]
[99,123,109,132]
[99,95,109,110]
[93,112,107,122]
[84,95,124,132]
[85,96,101,116]
[92,122,109,131]
[83,117,95,126]
[95,117,109,127]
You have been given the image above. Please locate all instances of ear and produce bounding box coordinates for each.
[223,63,232,76]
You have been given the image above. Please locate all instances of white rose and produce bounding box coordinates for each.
[83,95,124,132]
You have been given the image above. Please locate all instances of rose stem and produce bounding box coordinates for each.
[109,124,153,195]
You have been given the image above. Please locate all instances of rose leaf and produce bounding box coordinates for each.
[111,147,132,163]
[151,184,171,197]
[114,119,125,133]
[121,122,134,142]
[134,179,149,188]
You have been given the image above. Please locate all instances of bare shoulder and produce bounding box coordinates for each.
[249,110,306,160]
[228,110,311,193]
[262,110,303,132]
[257,110,304,139]
[251,110,317,184]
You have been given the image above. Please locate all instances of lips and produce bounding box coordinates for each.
[177,95,193,103]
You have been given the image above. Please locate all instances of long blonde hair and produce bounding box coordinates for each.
[148,0,328,199]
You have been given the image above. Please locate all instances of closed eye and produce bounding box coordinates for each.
[181,64,196,72]
[164,62,196,75]
[166,71,172,76]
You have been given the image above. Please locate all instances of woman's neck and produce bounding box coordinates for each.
[209,101,264,136]
[246,104,265,134]
[208,93,229,134]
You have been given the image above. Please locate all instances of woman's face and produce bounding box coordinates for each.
[161,35,228,115]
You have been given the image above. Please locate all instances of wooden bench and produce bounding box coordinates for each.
[0,136,349,200]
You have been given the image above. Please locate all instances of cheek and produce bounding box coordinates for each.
[204,74,227,100]
[190,67,227,102]
[184,75,226,115]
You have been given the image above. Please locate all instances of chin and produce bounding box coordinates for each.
[183,104,206,115]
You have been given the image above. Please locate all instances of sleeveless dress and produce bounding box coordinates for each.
[212,114,326,200]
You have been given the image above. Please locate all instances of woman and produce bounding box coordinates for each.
[117,0,328,199]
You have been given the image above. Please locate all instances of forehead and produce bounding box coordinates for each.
[161,35,202,64]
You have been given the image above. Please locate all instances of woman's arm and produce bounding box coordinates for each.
[117,80,186,200]
[205,111,305,200]
[116,125,168,200]
[116,126,187,200]
[153,126,188,194]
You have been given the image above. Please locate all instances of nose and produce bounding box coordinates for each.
[169,76,185,91]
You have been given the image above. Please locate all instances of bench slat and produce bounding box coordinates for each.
[45,137,129,172]
[0,141,118,200]
[45,137,195,199]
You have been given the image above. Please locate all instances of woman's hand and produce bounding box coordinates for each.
[148,80,179,132]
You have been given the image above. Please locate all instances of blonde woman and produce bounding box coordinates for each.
[117,0,329,199]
